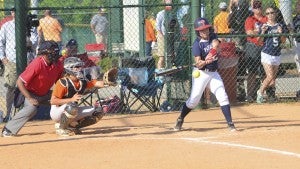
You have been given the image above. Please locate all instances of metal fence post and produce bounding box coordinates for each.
[15,1,27,75]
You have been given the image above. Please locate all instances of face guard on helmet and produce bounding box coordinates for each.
[38,41,60,63]
[64,57,85,79]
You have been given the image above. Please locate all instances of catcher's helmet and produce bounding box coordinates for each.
[64,57,85,79]
[194,17,212,31]
[38,41,60,63]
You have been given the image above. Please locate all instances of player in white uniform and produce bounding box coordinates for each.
[174,17,236,131]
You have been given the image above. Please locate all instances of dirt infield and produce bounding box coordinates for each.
[0,103,300,169]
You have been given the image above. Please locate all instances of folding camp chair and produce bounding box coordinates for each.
[119,57,164,113]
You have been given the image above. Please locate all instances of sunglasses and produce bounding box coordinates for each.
[266,11,275,15]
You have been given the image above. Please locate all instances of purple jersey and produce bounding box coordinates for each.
[192,33,218,70]
[262,23,282,56]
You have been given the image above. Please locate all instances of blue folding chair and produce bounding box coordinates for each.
[118,57,164,113]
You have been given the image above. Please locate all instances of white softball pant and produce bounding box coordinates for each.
[186,68,229,109]
[50,104,95,123]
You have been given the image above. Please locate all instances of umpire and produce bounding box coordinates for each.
[1,41,63,137]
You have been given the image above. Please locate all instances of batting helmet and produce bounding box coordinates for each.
[38,41,60,63]
[194,17,212,31]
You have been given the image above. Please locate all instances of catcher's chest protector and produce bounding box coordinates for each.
[60,78,88,98]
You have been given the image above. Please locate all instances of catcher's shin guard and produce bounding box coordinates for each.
[60,102,79,129]
[60,113,73,129]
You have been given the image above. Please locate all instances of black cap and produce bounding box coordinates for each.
[66,39,78,48]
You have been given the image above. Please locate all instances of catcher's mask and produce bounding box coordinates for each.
[38,41,60,63]
[64,57,85,79]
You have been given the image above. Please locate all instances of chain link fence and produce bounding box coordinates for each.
[0,0,299,119]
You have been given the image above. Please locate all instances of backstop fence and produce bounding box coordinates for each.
[0,0,299,118]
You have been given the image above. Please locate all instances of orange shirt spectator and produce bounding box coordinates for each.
[38,10,63,43]
[145,19,156,43]
[213,2,230,34]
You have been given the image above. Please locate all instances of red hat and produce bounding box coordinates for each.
[194,18,211,31]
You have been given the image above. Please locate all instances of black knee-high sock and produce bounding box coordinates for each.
[221,104,233,124]
[179,103,192,120]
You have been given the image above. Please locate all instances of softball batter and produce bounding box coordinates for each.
[174,17,236,131]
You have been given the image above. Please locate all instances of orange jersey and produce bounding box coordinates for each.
[52,78,97,99]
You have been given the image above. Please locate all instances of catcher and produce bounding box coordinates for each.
[50,57,116,136]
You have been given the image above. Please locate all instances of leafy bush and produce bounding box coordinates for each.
[99,56,118,72]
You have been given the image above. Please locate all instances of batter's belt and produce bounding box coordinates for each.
[199,68,218,72]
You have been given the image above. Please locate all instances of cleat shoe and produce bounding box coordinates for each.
[93,111,105,121]
[245,96,254,103]
[1,127,15,137]
[68,126,82,135]
[56,128,75,137]
[256,90,264,104]
[54,123,60,130]
[228,123,237,131]
[174,118,184,131]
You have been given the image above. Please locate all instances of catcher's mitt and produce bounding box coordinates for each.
[103,67,118,86]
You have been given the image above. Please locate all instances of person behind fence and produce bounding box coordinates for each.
[244,0,267,102]
[213,2,230,41]
[90,7,109,50]
[0,8,17,122]
[0,9,13,29]
[228,0,252,51]
[155,1,172,69]
[173,17,237,132]
[50,57,107,136]
[37,9,63,50]
[256,7,285,103]
[62,39,97,68]
[292,0,300,74]
[1,41,63,137]
[145,13,157,57]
